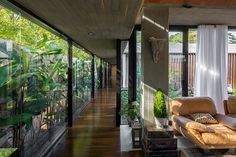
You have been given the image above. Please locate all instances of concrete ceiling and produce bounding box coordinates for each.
[11,0,236,64]
[143,0,236,26]
[169,7,236,26]
[12,0,143,62]
[144,0,236,9]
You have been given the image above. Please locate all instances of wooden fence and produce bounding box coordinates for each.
[169,53,236,90]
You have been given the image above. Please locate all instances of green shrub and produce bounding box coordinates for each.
[120,101,140,124]
[154,89,167,118]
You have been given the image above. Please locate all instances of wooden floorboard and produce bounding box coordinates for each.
[50,88,143,157]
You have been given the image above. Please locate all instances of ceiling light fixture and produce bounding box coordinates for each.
[88,32,95,36]
[182,4,193,8]
[182,0,192,8]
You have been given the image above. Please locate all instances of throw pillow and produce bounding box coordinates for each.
[189,113,218,124]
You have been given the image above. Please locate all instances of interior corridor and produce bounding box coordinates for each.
[50,88,143,157]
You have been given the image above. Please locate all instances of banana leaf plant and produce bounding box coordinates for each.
[0,34,67,128]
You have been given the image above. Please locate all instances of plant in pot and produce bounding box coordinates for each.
[120,101,140,127]
[153,89,168,128]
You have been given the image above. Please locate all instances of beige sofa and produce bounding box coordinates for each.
[224,96,236,118]
[171,97,236,149]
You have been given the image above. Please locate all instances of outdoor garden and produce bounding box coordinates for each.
[0,5,100,157]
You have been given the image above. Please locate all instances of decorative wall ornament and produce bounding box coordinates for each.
[149,37,166,63]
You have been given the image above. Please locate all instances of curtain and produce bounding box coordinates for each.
[121,41,129,88]
[194,25,228,114]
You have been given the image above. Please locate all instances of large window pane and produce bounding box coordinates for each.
[72,46,92,116]
[0,5,68,156]
[228,31,236,94]
[169,31,183,99]
[136,31,141,103]
[188,29,197,96]
[95,56,101,91]
[120,41,129,124]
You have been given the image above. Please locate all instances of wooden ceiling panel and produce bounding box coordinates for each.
[12,0,143,59]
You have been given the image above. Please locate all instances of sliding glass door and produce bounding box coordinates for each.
[188,29,197,96]
[169,27,236,98]
[169,31,185,99]
[169,29,189,99]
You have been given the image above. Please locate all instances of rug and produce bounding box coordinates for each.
[178,136,236,157]
[181,148,236,157]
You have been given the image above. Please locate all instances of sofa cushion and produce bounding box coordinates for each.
[227,96,236,114]
[190,113,218,124]
[173,115,214,133]
[171,97,217,116]
[201,124,236,146]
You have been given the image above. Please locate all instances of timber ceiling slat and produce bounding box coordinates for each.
[12,0,143,60]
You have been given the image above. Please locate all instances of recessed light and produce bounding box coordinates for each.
[182,4,193,8]
[88,32,95,36]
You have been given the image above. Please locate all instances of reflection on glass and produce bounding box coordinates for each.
[72,46,92,116]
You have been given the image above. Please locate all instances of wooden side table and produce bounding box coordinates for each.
[143,125,179,157]
[131,123,142,148]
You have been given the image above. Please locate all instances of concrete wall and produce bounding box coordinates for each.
[141,6,169,124]
[141,6,169,94]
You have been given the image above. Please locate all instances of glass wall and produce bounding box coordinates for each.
[169,31,184,99]
[169,28,236,96]
[136,31,141,103]
[95,56,101,91]
[72,46,92,116]
[188,29,197,96]
[120,41,129,124]
[0,5,67,156]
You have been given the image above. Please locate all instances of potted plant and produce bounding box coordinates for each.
[153,89,168,128]
[120,101,140,126]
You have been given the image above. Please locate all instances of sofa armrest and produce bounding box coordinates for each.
[173,115,213,133]
[215,114,236,130]
[224,100,229,115]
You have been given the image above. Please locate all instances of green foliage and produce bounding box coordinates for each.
[121,89,128,107]
[136,88,141,103]
[169,33,182,43]
[154,89,167,118]
[229,32,236,44]
[0,4,96,150]
[120,89,141,124]
[72,46,92,102]
[168,69,182,99]
[0,6,68,127]
[120,101,140,123]
[0,113,32,127]
[233,88,236,95]
[169,31,197,44]
[0,148,17,157]
[188,31,197,43]
[168,88,181,100]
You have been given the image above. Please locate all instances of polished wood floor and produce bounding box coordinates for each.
[50,88,143,157]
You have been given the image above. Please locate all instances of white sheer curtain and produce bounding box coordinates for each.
[194,25,228,114]
[121,41,129,88]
